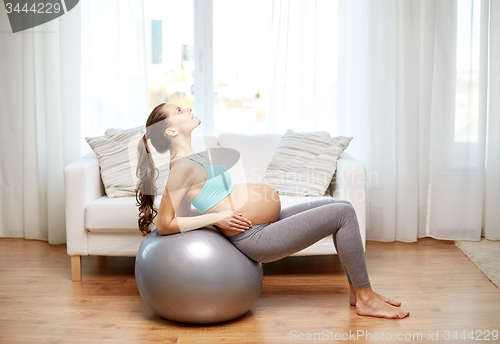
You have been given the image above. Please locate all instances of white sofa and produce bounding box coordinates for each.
[64,131,367,281]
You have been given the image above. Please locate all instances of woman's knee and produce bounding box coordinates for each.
[337,199,352,206]
[327,201,356,218]
[325,198,353,208]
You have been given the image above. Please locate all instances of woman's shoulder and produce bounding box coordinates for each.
[169,156,198,171]
[167,158,197,187]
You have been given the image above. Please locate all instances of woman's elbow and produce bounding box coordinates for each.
[156,219,178,235]
[156,219,171,235]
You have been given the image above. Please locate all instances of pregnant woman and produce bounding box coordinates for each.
[135,103,409,319]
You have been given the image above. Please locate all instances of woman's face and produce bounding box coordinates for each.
[162,103,200,135]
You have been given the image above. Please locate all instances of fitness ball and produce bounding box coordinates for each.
[135,227,263,324]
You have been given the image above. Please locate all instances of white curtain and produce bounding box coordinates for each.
[269,0,500,241]
[337,0,499,241]
[268,0,338,135]
[0,4,81,243]
[0,0,149,242]
[80,0,149,156]
[482,0,500,240]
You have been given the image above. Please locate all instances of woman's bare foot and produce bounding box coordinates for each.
[349,284,401,307]
[352,286,410,319]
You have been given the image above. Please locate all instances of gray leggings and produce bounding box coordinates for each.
[227,198,371,290]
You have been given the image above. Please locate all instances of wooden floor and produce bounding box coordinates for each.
[0,238,499,344]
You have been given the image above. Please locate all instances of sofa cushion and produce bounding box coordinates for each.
[85,193,335,233]
[85,196,161,233]
[263,129,352,196]
[85,125,171,198]
[218,131,331,183]
[86,125,219,198]
[217,133,282,183]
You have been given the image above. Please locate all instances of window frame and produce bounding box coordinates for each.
[193,0,214,135]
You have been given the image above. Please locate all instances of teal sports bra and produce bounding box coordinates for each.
[176,153,234,213]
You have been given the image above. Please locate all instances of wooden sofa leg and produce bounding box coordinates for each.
[71,255,82,282]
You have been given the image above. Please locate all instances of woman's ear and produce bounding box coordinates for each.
[165,127,178,137]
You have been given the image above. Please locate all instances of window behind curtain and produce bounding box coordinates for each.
[452,0,481,167]
[455,0,481,143]
[213,0,273,135]
[144,0,195,114]
[143,0,273,133]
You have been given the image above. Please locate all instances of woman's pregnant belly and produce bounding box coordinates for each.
[205,181,281,231]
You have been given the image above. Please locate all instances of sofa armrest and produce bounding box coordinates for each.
[64,152,105,256]
[330,152,366,249]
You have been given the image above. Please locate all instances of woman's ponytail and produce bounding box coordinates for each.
[135,134,159,236]
[135,103,172,236]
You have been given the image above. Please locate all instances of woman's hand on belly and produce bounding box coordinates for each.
[206,181,281,229]
[211,210,252,236]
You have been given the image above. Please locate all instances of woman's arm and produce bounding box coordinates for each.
[157,159,250,235]
[157,160,198,235]
[161,213,219,235]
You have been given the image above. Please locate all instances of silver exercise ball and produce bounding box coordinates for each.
[135,227,263,324]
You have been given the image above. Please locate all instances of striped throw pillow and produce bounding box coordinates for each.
[85,125,171,198]
[263,129,352,196]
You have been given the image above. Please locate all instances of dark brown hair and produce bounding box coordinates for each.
[135,103,172,236]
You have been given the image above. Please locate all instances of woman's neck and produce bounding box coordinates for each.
[169,139,196,159]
